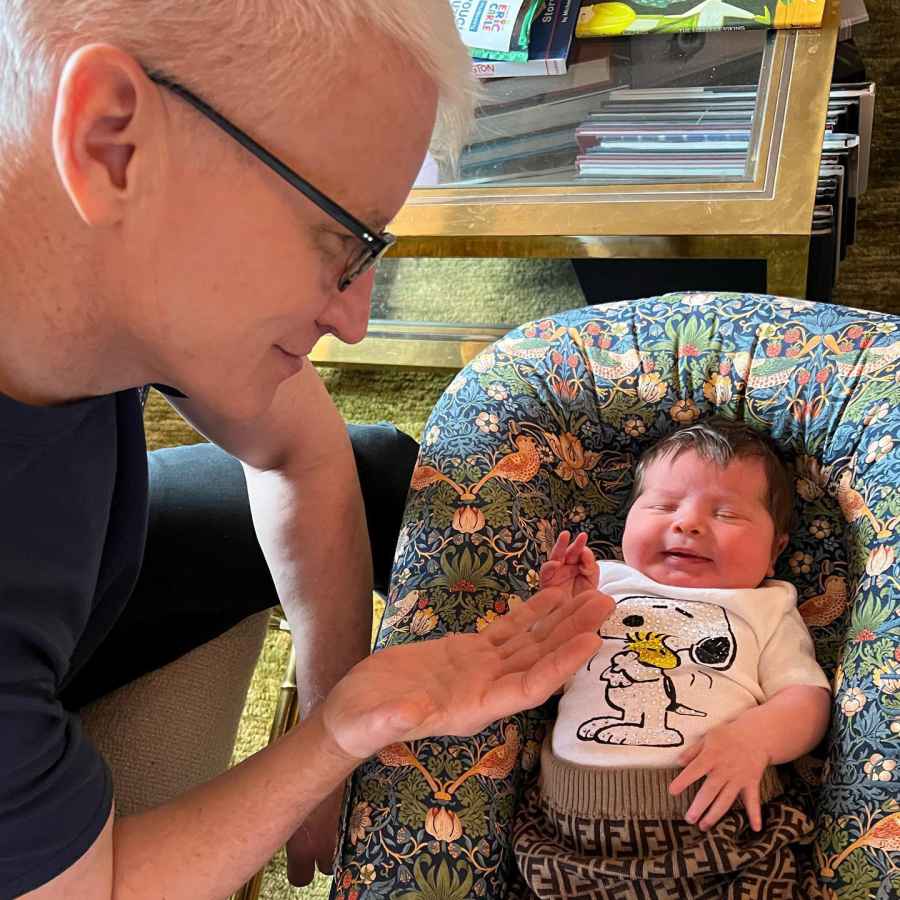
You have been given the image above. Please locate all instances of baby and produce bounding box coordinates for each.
[513,417,832,900]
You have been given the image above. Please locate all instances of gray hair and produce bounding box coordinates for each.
[0,0,477,163]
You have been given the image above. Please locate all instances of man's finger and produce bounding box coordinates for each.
[489,588,610,662]
[489,632,603,717]
[497,592,601,669]
[482,587,565,646]
[529,589,612,644]
[509,585,592,644]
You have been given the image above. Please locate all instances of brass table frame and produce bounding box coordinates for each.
[232,614,299,900]
[311,1,839,371]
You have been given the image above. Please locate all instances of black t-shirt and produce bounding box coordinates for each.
[0,388,148,896]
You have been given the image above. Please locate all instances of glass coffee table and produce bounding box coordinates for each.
[311,1,839,369]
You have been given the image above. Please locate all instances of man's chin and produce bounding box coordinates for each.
[274,345,306,376]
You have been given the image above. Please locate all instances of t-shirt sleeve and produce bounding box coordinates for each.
[0,391,124,896]
[757,607,832,699]
[0,631,113,896]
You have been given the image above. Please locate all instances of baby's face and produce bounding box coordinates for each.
[622,450,787,590]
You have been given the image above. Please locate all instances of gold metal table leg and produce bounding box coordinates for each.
[231,621,299,900]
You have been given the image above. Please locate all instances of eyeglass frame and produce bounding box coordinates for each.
[147,71,396,292]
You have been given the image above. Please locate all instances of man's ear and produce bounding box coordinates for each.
[767,532,790,577]
[52,44,158,226]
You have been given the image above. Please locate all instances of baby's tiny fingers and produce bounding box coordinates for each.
[550,531,572,561]
[578,547,598,574]
[741,785,763,832]
[675,741,705,769]
[684,775,724,827]
[670,758,705,796]
[540,561,562,587]
[563,532,588,565]
[698,785,739,832]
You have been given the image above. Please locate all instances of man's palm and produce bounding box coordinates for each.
[323,587,612,761]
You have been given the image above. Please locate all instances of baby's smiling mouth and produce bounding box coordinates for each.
[664,548,710,562]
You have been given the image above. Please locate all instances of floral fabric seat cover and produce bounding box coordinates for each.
[333,293,900,900]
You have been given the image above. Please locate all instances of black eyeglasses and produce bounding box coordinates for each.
[148,72,396,292]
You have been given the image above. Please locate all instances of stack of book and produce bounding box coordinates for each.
[457,27,757,183]
[570,82,873,301]
[455,82,872,303]
[471,0,583,78]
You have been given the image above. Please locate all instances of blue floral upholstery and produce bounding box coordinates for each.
[333,293,900,900]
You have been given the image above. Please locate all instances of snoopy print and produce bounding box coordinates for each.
[577,595,737,747]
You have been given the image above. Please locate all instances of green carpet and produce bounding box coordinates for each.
[141,7,900,897]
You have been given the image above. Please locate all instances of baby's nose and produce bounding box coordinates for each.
[673,516,703,535]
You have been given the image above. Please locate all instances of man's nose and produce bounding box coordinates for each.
[317,268,375,346]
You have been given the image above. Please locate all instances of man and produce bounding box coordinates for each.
[0,2,614,897]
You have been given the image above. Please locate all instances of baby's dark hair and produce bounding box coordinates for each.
[630,417,794,535]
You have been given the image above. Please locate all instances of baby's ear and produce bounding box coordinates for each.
[768,532,790,575]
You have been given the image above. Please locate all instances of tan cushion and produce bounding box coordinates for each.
[80,611,269,816]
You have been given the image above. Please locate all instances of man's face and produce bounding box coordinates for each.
[622,450,787,590]
[124,41,438,418]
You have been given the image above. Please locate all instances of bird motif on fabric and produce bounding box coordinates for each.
[820,811,900,878]
[410,465,468,497]
[497,329,567,360]
[747,335,821,389]
[469,436,542,497]
[833,338,900,379]
[443,724,520,796]
[376,725,521,803]
[798,576,848,627]
[588,346,641,382]
[381,590,421,630]
[836,470,890,537]
[377,742,442,795]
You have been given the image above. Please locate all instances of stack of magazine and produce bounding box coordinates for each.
[572,83,872,301]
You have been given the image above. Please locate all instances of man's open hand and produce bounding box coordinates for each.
[321,587,613,762]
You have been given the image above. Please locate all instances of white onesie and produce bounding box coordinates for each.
[552,562,830,769]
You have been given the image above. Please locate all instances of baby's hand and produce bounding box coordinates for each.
[669,719,771,832]
[540,530,599,599]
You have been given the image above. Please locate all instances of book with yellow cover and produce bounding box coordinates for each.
[576,0,826,36]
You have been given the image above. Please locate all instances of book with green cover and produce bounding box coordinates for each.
[575,0,826,36]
